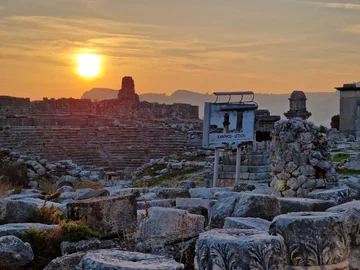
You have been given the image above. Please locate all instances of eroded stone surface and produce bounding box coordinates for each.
[195,229,285,270]
[0,223,59,237]
[278,197,336,214]
[77,250,184,269]
[0,235,34,268]
[232,193,280,221]
[223,217,271,231]
[67,194,137,238]
[270,212,349,268]
[137,207,204,241]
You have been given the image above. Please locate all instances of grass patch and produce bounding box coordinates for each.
[337,169,360,176]
[134,167,203,188]
[138,164,168,178]
[332,153,352,162]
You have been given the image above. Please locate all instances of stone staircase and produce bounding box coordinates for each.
[218,142,272,184]
[0,126,194,172]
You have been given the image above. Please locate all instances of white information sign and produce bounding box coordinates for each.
[203,103,256,148]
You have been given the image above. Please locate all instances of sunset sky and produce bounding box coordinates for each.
[1,0,360,100]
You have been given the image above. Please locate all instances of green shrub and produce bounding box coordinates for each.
[30,203,66,225]
[21,228,62,270]
[332,153,351,162]
[61,221,99,242]
[21,221,99,270]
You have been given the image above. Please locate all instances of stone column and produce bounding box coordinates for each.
[195,229,286,269]
[269,212,350,269]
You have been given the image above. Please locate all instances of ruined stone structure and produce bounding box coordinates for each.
[0,77,201,176]
[336,82,360,139]
[117,76,140,105]
[284,91,312,120]
[0,77,198,125]
[271,118,338,197]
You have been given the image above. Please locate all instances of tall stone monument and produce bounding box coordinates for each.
[118,76,140,105]
[284,91,311,120]
[336,82,360,139]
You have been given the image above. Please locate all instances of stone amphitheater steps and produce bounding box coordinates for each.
[0,126,191,172]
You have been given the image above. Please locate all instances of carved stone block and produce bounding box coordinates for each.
[270,212,349,269]
[195,229,286,270]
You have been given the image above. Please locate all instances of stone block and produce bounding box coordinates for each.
[67,194,137,238]
[78,250,184,269]
[156,188,190,199]
[175,198,214,209]
[308,187,351,205]
[224,217,270,231]
[209,192,242,228]
[189,188,214,199]
[137,207,204,242]
[137,199,175,210]
[195,229,285,269]
[0,199,37,223]
[77,189,110,200]
[60,239,101,255]
[270,212,349,268]
[0,235,34,268]
[278,197,336,214]
[0,223,59,237]
[44,252,87,270]
[232,193,280,221]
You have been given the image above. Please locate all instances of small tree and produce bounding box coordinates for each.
[331,114,340,130]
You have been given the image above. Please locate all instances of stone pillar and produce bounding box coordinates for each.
[269,212,350,269]
[195,229,286,269]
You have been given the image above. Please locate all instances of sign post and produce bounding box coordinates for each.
[203,92,257,187]
[213,148,220,187]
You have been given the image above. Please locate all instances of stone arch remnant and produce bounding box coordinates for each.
[270,118,338,197]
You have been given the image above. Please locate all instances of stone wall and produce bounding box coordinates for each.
[0,96,199,121]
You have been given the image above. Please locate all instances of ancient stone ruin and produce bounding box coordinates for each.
[1,85,360,269]
[271,118,338,197]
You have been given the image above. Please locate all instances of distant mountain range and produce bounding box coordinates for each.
[81,88,340,127]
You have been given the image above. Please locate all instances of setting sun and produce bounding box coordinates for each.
[77,54,101,78]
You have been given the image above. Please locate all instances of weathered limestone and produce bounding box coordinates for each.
[78,250,184,269]
[271,118,338,197]
[0,235,34,269]
[195,229,286,269]
[270,212,349,268]
[209,192,241,228]
[156,188,190,199]
[77,189,110,200]
[278,197,336,214]
[224,217,271,231]
[137,207,204,242]
[44,252,87,270]
[137,199,175,210]
[0,223,59,237]
[327,201,360,270]
[308,187,351,205]
[67,194,137,238]
[232,193,280,221]
[0,198,37,223]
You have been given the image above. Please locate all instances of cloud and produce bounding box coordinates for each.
[296,0,360,10]
[343,24,360,34]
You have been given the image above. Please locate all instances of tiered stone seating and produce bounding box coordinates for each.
[0,126,190,171]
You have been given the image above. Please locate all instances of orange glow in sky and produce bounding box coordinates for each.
[1,0,360,100]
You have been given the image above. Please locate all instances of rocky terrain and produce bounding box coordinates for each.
[0,118,360,269]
